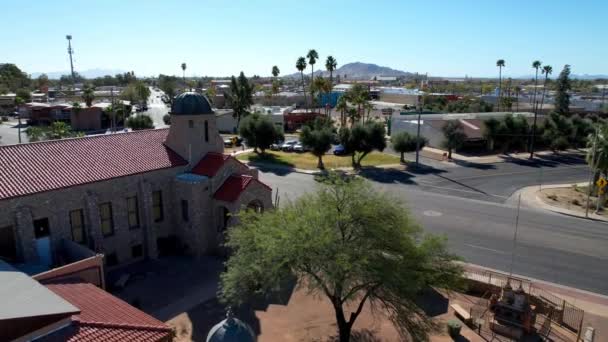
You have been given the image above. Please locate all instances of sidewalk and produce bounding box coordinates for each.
[424,146,586,165]
[515,182,607,222]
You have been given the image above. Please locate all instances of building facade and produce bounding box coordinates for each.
[0,92,272,269]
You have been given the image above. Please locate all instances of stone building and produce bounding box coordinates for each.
[0,92,272,269]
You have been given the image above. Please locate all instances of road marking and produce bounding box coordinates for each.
[423,210,443,217]
[412,181,508,199]
[464,244,507,254]
[439,165,588,182]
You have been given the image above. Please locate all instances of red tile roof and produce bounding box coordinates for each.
[191,152,230,177]
[45,282,171,342]
[0,129,187,201]
[213,174,271,202]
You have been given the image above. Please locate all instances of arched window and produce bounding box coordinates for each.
[204,120,209,142]
[247,200,264,214]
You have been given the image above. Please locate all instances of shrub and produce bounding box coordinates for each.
[163,114,171,125]
[547,194,558,201]
[126,115,154,130]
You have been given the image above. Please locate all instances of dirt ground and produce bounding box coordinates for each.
[167,286,484,342]
[540,186,605,214]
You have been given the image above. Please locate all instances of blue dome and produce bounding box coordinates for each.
[207,316,255,342]
[171,92,213,115]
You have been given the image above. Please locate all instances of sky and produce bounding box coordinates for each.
[2,0,607,78]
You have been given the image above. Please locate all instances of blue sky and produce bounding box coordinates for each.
[2,0,606,78]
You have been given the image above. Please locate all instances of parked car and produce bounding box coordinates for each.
[293,142,308,153]
[281,140,298,152]
[333,144,347,156]
[270,141,284,151]
[224,138,233,147]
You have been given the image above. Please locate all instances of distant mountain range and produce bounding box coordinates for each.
[285,62,413,80]
[30,68,127,79]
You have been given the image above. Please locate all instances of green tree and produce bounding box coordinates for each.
[296,57,308,111]
[586,123,608,209]
[15,89,31,103]
[271,65,280,78]
[126,115,154,130]
[238,112,283,154]
[570,115,593,148]
[391,131,427,163]
[484,118,501,151]
[158,74,178,105]
[339,122,387,168]
[496,59,505,111]
[25,126,45,142]
[82,85,95,107]
[220,175,463,342]
[325,56,337,88]
[271,65,281,97]
[228,72,254,128]
[0,63,30,92]
[542,112,573,151]
[27,122,83,141]
[336,95,349,127]
[554,65,572,116]
[441,120,466,159]
[301,118,333,169]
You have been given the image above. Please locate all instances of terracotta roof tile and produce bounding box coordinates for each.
[0,129,187,201]
[45,282,171,342]
[213,174,271,202]
[191,152,230,177]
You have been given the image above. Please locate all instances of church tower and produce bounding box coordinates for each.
[164,92,224,166]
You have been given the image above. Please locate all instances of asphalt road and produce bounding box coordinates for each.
[258,160,608,295]
[144,87,169,128]
[0,119,29,145]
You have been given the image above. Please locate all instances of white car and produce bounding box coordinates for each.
[281,140,298,152]
[293,142,308,152]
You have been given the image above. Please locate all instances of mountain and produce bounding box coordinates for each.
[30,68,128,79]
[285,62,412,80]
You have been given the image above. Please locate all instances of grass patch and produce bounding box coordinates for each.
[236,150,400,170]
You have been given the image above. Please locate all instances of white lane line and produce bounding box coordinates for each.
[412,181,508,199]
[464,244,507,254]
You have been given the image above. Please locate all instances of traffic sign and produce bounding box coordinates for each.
[597,177,607,189]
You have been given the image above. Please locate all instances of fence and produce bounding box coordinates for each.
[464,268,585,337]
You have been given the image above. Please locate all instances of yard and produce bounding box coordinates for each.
[236,150,401,170]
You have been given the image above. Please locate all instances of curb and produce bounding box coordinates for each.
[515,183,607,222]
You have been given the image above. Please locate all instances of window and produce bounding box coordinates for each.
[131,244,143,258]
[204,120,209,142]
[69,209,86,244]
[99,203,114,237]
[181,199,189,222]
[127,196,139,229]
[152,191,164,222]
[0,226,17,261]
[105,252,118,267]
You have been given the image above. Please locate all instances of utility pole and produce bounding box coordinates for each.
[415,95,423,166]
[111,87,116,133]
[66,35,75,87]
[585,127,599,218]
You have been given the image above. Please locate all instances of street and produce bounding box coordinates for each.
[0,118,28,145]
[258,158,608,295]
[144,87,169,128]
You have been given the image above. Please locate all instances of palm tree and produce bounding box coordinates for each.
[82,85,95,107]
[325,56,337,88]
[181,63,187,85]
[586,124,608,211]
[296,57,308,111]
[496,59,505,111]
[529,60,542,158]
[307,49,318,110]
[538,65,553,115]
[336,95,348,127]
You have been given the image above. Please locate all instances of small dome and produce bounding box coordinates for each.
[171,92,213,115]
[206,314,255,342]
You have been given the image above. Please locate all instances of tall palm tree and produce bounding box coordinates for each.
[325,56,337,87]
[538,65,553,115]
[271,65,280,78]
[307,49,318,110]
[336,95,348,128]
[529,60,542,158]
[82,85,95,107]
[496,59,505,111]
[181,63,187,85]
[296,57,308,111]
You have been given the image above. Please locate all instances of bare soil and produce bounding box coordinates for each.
[539,186,605,214]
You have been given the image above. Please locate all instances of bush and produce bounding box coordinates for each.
[126,115,154,130]
[239,113,283,153]
[547,194,558,201]
[163,114,171,125]
[447,319,462,338]
[391,131,427,162]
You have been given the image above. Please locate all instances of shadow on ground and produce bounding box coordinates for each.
[499,151,586,168]
[326,329,384,342]
[414,287,449,318]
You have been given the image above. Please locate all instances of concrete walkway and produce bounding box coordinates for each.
[514,182,607,222]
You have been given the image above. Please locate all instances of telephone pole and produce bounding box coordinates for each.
[66,35,75,87]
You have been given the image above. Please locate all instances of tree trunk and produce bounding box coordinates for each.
[301,72,308,112]
[334,304,352,342]
[351,153,357,169]
[317,155,324,169]
[497,67,502,112]
[447,147,452,160]
[400,151,404,163]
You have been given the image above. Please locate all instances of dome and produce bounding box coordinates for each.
[171,92,213,115]
[206,314,255,342]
